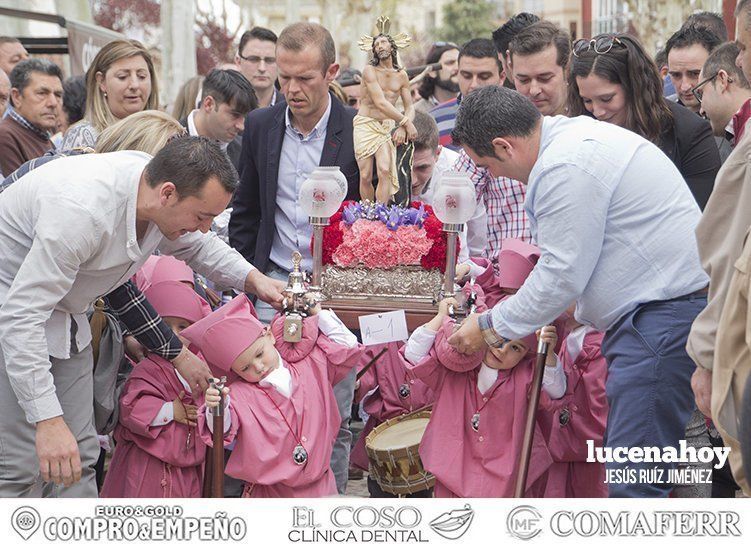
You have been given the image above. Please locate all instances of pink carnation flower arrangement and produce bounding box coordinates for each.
[319,201,457,272]
[332,220,433,268]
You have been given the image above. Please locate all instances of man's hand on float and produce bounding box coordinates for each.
[244,268,285,310]
[691,366,713,418]
[447,312,486,354]
[36,416,81,487]
[172,346,212,399]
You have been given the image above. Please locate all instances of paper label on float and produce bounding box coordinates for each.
[358,310,409,345]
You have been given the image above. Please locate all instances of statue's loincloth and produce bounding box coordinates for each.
[353,114,399,198]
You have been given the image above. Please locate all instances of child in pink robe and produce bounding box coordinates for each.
[350,342,435,497]
[100,280,212,498]
[404,289,566,498]
[184,294,362,498]
[538,310,609,498]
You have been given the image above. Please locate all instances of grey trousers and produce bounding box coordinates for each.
[331,368,356,495]
[0,345,99,498]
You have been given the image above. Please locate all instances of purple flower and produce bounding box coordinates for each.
[375,203,390,223]
[342,205,358,225]
[413,203,427,227]
[403,208,419,226]
[386,207,403,231]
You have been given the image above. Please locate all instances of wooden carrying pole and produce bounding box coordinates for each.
[202,451,213,497]
[211,406,224,498]
[202,377,226,498]
[211,408,224,499]
[514,337,549,498]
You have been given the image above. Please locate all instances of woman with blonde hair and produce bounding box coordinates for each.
[61,39,159,150]
[96,110,185,154]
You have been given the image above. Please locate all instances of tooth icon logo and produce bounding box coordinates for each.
[429,504,475,540]
[11,506,41,541]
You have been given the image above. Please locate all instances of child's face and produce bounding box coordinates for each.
[163,316,193,347]
[483,340,529,370]
[230,329,279,383]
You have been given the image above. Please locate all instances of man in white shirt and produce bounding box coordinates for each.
[448,86,708,498]
[0,137,285,497]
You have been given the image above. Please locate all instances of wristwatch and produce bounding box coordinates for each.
[478,311,508,348]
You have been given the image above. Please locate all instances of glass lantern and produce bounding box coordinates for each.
[299,166,347,289]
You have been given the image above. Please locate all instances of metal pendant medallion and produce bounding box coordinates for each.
[471,412,480,432]
[559,408,571,427]
[398,383,411,398]
[293,444,308,465]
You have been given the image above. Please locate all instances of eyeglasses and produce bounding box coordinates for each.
[572,35,624,58]
[690,72,727,103]
[237,52,276,65]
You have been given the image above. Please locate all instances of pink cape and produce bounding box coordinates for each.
[100,355,206,498]
[411,324,553,498]
[198,314,362,498]
[538,328,609,497]
[350,342,435,472]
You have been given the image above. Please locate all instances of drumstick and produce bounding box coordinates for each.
[402,403,434,418]
[356,348,388,381]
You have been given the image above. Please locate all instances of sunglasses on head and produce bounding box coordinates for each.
[573,35,624,57]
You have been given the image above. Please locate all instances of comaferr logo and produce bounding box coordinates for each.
[428,504,475,540]
[550,510,741,537]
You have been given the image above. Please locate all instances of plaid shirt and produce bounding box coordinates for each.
[454,149,531,257]
[104,280,184,360]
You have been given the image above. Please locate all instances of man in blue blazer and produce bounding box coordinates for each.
[230,25,360,280]
[229,22,361,496]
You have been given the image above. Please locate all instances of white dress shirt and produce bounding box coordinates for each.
[187,109,229,151]
[270,97,332,272]
[0,151,254,423]
[491,116,708,337]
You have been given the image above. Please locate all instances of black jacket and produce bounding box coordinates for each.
[178,115,243,172]
[229,94,360,272]
[660,100,721,210]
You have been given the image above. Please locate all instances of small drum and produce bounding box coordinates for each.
[365,410,434,495]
